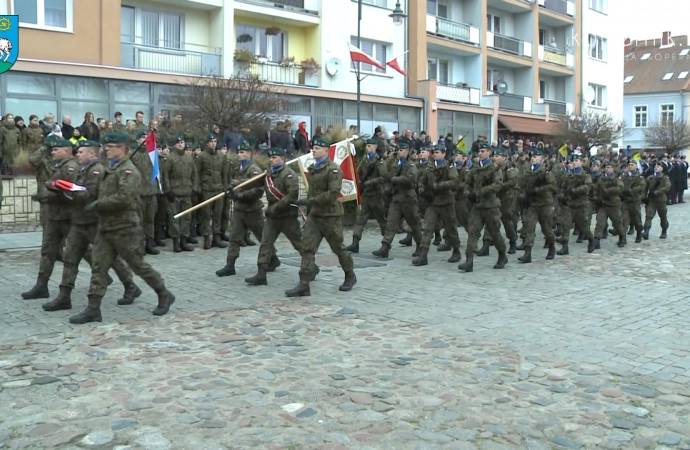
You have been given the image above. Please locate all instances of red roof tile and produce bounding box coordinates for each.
[623,35,690,95]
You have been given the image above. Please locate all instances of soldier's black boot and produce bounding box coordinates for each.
[458,252,473,272]
[203,235,212,249]
[617,235,626,248]
[180,236,194,252]
[245,264,268,286]
[545,243,556,260]
[212,233,228,248]
[412,247,429,266]
[508,240,517,254]
[587,238,597,253]
[576,233,584,244]
[493,252,507,269]
[285,275,311,297]
[244,232,256,246]
[152,289,175,316]
[173,238,182,253]
[216,258,236,277]
[557,243,569,256]
[145,238,160,255]
[372,242,390,258]
[475,241,490,257]
[608,227,617,236]
[69,295,103,324]
[42,286,72,311]
[542,241,549,249]
[345,237,360,253]
[518,246,532,264]
[155,234,166,247]
[399,233,413,246]
[339,271,357,292]
[635,229,642,243]
[312,266,320,281]
[187,232,198,244]
[117,284,142,306]
[432,231,442,246]
[516,240,526,251]
[627,225,635,235]
[642,226,650,240]
[267,254,281,272]
[437,240,452,252]
[660,228,668,239]
[447,248,461,263]
[21,277,50,300]
[554,224,562,237]
[220,232,230,242]
[412,244,422,258]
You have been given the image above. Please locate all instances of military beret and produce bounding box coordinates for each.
[77,140,100,148]
[604,160,614,167]
[135,130,147,139]
[477,142,491,150]
[267,147,286,157]
[49,139,74,148]
[312,137,331,148]
[238,139,252,151]
[205,133,217,142]
[174,135,184,143]
[529,149,544,157]
[43,135,60,145]
[434,145,447,153]
[160,142,170,149]
[494,148,507,157]
[185,142,192,149]
[655,161,664,167]
[419,145,432,152]
[398,142,409,150]
[570,153,583,160]
[365,138,378,145]
[590,159,600,165]
[103,132,130,144]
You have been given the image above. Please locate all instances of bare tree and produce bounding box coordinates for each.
[555,109,627,155]
[643,118,690,154]
[171,74,288,143]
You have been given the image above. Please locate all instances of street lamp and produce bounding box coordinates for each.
[355,0,407,134]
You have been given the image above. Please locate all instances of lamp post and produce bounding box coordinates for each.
[355,0,407,134]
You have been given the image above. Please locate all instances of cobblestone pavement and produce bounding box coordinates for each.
[1,202,690,449]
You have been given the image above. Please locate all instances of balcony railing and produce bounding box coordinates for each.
[544,99,567,115]
[539,0,575,16]
[436,82,480,105]
[235,0,319,15]
[121,41,222,77]
[498,93,527,111]
[426,15,480,46]
[538,45,574,67]
[488,32,532,58]
[234,61,319,87]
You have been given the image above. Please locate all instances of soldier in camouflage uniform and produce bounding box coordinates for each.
[517,149,557,263]
[412,145,461,266]
[130,130,160,255]
[162,136,198,252]
[42,141,142,312]
[22,139,80,300]
[154,142,170,246]
[69,133,176,325]
[591,161,625,251]
[619,161,646,243]
[642,162,671,240]
[556,154,594,255]
[285,137,356,297]
[196,134,229,249]
[219,143,234,243]
[457,143,507,272]
[29,136,58,229]
[345,138,389,253]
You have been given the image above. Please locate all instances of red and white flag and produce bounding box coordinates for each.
[386,51,408,76]
[55,179,87,192]
[348,42,386,71]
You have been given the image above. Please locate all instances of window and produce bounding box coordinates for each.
[624,75,634,83]
[539,80,546,99]
[121,6,182,49]
[427,58,449,84]
[679,71,689,79]
[487,69,503,92]
[363,0,387,6]
[640,53,651,60]
[589,83,605,107]
[588,0,607,13]
[662,72,673,80]
[680,49,690,57]
[349,37,387,74]
[13,0,72,31]
[539,29,545,46]
[426,0,448,18]
[660,104,674,124]
[589,34,607,61]
[633,105,647,128]
[236,25,287,63]
[487,14,501,33]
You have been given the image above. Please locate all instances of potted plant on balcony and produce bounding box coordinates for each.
[298,58,321,86]
[280,56,295,67]
[237,33,253,44]
[234,49,256,65]
[256,54,269,64]
[265,26,281,36]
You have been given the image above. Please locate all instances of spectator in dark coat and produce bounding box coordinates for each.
[61,116,75,140]
[223,130,242,152]
[79,112,100,142]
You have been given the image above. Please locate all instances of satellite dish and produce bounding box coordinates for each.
[325,58,341,76]
[583,85,596,103]
[496,80,508,95]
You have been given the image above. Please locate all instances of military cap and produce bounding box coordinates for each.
[185,142,192,149]
[570,153,583,160]
[654,160,664,167]
[312,136,331,148]
[419,144,432,152]
[103,132,130,144]
[135,130,147,139]
[529,148,544,157]
[398,142,410,150]
[267,147,286,157]
[365,138,378,145]
[160,142,170,149]
[77,140,100,148]
[238,139,252,151]
[433,144,447,153]
[590,158,600,165]
[477,142,491,150]
[494,148,507,157]
[604,160,614,167]
[48,139,74,148]
[205,133,217,142]
[173,135,184,143]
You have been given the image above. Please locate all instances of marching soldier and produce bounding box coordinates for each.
[130,130,160,256]
[154,142,170,246]
[642,162,671,239]
[69,133,176,325]
[42,140,142,311]
[285,137,356,297]
[196,134,229,249]
[345,137,389,253]
[620,160,646,243]
[163,136,198,252]
[592,161,625,250]
[556,154,594,255]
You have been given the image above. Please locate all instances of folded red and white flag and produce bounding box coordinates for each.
[55,179,87,192]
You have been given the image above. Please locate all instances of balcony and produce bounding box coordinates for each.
[436,82,481,105]
[498,93,532,112]
[487,0,534,13]
[543,99,568,115]
[426,15,480,47]
[538,46,574,66]
[487,32,533,60]
[234,0,320,24]
[538,0,574,16]
[121,39,221,77]
[234,61,319,87]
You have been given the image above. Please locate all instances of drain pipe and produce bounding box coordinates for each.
[402,0,428,132]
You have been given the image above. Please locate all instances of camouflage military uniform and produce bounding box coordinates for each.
[642,168,671,239]
[196,137,229,249]
[517,162,557,262]
[557,165,594,254]
[29,143,56,227]
[620,167,646,242]
[592,169,625,247]
[130,141,160,254]
[478,159,518,255]
[162,139,198,251]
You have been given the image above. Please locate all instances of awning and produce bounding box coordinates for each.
[498,115,562,136]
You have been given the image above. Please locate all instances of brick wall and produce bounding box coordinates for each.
[0,176,40,225]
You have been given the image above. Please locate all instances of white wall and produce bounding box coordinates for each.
[487,8,514,36]
[319,0,406,97]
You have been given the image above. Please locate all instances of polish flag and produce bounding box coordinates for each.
[386,51,408,76]
[54,179,87,192]
[348,42,386,71]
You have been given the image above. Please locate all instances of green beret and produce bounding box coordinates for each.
[77,140,100,148]
[43,135,60,146]
[434,144,447,153]
[365,138,378,145]
[494,148,507,157]
[206,133,217,142]
[604,161,614,167]
[419,145,432,152]
[238,139,252,151]
[50,139,73,148]
[312,137,331,148]
[174,135,184,143]
[185,142,192,149]
[590,159,600,165]
[529,149,544,157]
[103,132,130,144]
[267,147,286,157]
[135,130,147,139]
[160,142,169,149]
[398,142,409,150]
[477,142,490,150]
